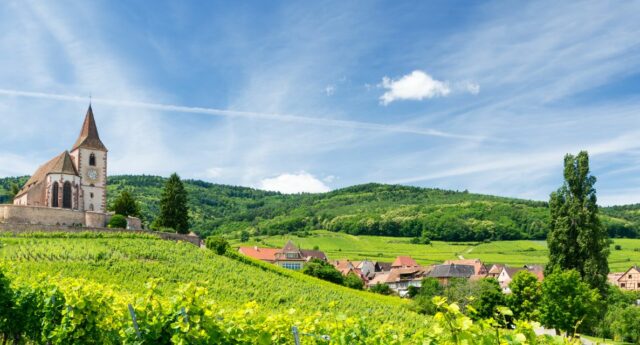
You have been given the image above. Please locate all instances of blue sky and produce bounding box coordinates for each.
[1,1,640,205]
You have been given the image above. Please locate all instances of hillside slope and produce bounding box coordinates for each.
[1,175,638,240]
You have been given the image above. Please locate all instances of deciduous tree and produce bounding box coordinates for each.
[546,151,609,294]
[507,270,541,321]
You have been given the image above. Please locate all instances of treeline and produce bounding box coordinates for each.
[1,176,639,240]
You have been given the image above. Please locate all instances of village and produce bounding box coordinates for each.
[239,241,640,296]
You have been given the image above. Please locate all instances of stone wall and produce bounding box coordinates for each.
[0,205,142,230]
[0,223,202,247]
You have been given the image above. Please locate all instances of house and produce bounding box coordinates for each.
[444,259,488,279]
[487,264,505,278]
[427,264,475,286]
[611,265,640,291]
[497,265,544,293]
[368,266,427,296]
[497,267,525,293]
[377,261,393,272]
[237,240,327,270]
[391,256,419,269]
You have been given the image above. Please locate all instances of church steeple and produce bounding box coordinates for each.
[71,105,107,151]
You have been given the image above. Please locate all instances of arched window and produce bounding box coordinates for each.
[51,182,59,207]
[89,204,94,211]
[89,153,96,166]
[62,181,72,209]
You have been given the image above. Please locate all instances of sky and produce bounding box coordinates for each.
[1,1,640,205]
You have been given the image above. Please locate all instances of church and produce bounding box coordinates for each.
[1,106,141,229]
[14,105,107,211]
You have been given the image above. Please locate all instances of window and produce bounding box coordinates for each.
[630,275,633,279]
[281,262,302,270]
[62,181,72,209]
[621,283,626,288]
[285,253,298,259]
[51,182,59,207]
[89,204,94,211]
[90,193,94,199]
[89,153,96,166]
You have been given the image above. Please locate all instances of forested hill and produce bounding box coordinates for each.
[1,175,639,240]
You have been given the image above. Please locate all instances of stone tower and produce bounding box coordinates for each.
[69,105,108,212]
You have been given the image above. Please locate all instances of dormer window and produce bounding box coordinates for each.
[89,153,96,166]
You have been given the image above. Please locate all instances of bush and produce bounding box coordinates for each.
[302,259,344,285]
[343,273,364,290]
[614,244,622,250]
[369,283,392,295]
[206,236,230,255]
[108,215,127,229]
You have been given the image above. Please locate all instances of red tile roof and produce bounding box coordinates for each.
[392,256,418,268]
[238,246,279,261]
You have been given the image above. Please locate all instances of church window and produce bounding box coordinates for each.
[89,204,94,211]
[52,182,59,207]
[90,193,94,199]
[62,182,72,209]
[89,153,96,166]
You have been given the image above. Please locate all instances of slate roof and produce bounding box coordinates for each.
[72,105,107,151]
[428,264,475,278]
[301,249,327,261]
[16,151,79,197]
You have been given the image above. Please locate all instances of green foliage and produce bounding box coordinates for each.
[547,151,610,294]
[344,273,365,290]
[0,176,28,204]
[239,230,249,242]
[205,236,229,255]
[110,189,140,217]
[605,304,640,343]
[507,270,542,321]
[470,278,505,320]
[412,277,443,314]
[302,258,344,285]
[369,283,392,295]
[540,270,600,334]
[108,214,128,229]
[156,173,189,234]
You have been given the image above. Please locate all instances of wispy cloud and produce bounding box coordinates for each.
[0,88,486,141]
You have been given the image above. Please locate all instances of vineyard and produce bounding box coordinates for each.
[0,232,570,344]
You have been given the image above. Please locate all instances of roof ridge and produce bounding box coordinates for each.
[71,105,107,151]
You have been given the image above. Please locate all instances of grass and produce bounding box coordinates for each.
[581,334,633,345]
[230,230,640,271]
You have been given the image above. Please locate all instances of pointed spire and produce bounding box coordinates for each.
[72,105,107,151]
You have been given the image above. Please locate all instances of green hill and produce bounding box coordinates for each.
[1,175,638,240]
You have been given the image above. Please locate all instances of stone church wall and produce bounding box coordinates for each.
[0,205,142,230]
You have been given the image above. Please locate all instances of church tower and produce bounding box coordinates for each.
[69,105,108,212]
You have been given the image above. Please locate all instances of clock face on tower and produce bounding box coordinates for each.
[87,168,98,181]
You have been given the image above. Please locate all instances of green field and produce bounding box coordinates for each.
[0,232,414,323]
[231,230,640,272]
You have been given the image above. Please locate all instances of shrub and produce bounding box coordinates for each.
[108,215,127,229]
[206,236,230,255]
[302,259,344,285]
[343,273,364,290]
[369,283,392,295]
[614,244,622,250]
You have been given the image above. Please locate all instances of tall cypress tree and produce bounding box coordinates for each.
[156,173,190,234]
[546,151,609,294]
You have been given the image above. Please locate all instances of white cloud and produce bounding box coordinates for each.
[259,171,331,194]
[379,70,451,105]
[324,85,335,96]
[463,81,480,95]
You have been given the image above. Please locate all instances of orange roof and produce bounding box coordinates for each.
[238,246,279,261]
[392,256,418,268]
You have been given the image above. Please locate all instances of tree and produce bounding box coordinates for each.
[540,270,600,335]
[156,173,190,234]
[8,184,19,203]
[302,259,344,285]
[111,190,140,217]
[607,305,640,343]
[470,278,505,320]
[239,230,250,242]
[546,151,609,294]
[343,273,364,290]
[412,277,443,315]
[507,271,541,321]
[206,236,229,255]
[108,214,128,229]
